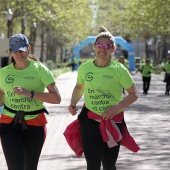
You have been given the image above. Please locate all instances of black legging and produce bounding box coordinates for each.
[166,82,170,94]
[165,74,170,94]
[0,123,46,170]
[79,118,123,170]
[142,76,151,93]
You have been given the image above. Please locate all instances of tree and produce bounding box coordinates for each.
[0,0,93,63]
[95,0,170,63]
[124,0,170,63]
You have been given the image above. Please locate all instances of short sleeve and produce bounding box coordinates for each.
[38,63,55,87]
[119,65,134,89]
[77,64,85,84]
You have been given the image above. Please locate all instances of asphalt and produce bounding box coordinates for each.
[0,71,170,170]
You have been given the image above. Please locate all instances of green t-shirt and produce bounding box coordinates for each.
[124,59,129,69]
[139,64,153,77]
[163,62,170,73]
[77,59,134,115]
[0,60,55,120]
[74,58,79,64]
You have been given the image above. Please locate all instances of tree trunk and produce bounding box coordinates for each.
[161,36,167,61]
[145,38,149,59]
[40,28,44,62]
[60,45,63,62]
[21,19,25,34]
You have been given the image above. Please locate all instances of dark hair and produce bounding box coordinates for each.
[167,55,170,60]
[94,26,116,47]
[8,49,14,64]
[145,58,150,62]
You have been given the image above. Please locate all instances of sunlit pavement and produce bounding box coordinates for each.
[0,71,169,170]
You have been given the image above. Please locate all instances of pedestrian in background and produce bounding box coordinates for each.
[67,26,139,170]
[0,34,61,170]
[135,58,158,95]
[162,56,170,95]
[118,56,128,69]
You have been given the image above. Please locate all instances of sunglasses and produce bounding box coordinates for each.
[95,42,113,49]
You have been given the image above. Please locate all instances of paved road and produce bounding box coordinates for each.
[0,71,169,170]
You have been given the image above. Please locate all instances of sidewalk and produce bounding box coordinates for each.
[0,71,169,170]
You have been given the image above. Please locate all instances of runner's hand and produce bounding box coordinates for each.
[68,104,78,116]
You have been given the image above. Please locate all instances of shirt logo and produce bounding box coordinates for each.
[6,75,15,83]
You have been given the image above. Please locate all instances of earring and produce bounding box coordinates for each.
[112,47,115,52]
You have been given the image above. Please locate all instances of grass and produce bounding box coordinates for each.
[51,66,72,78]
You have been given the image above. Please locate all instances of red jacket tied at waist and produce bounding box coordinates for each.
[63,110,140,158]
[87,111,122,147]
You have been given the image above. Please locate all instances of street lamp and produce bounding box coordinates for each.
[6,8,13,38]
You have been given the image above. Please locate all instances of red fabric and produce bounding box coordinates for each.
[120,127,140,152]
[63,119,83,157]
[63,111,140,158]
[0,113,47,126]
[88,111,120,143]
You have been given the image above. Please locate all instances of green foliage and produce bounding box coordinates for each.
[125,0,170,37]
[45,59,72,71]
[95,0,129,36]
[2,0,170,64]
[51,67,71,78]
[0,0,93,43]
[95,0,170,39]
[45,60,60,70]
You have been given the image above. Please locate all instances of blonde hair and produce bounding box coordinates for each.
[28,54,39,61]
[94,26,116,47]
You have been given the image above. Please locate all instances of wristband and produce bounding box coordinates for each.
[30,90,34,98]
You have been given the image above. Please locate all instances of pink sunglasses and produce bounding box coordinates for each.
[95,42,113,49]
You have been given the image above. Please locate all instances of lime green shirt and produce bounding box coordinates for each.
[74,58,79,64]
[0,60,55,120]
[124,59,129,69]
[139,64,153,77]
[163,62,170,73]
[77,60,134,115]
